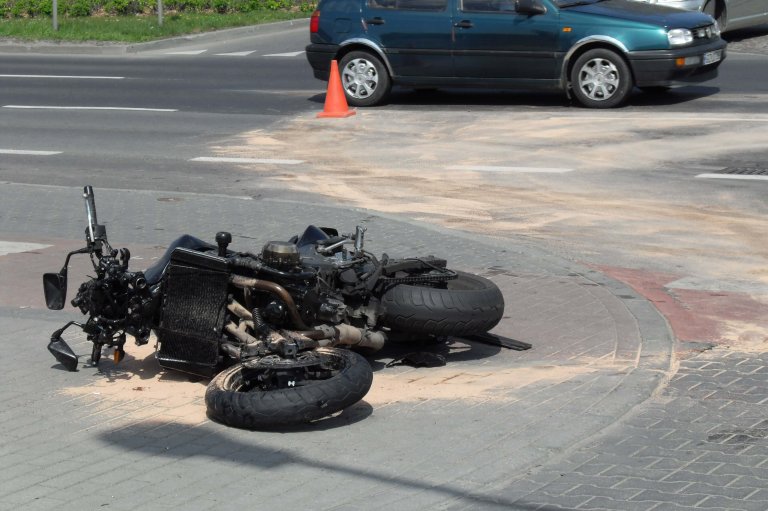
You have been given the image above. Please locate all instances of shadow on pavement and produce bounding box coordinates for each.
[367,335,502,371]
[309,84,720,110]
[97,419,574,510]
[724,24,768,43]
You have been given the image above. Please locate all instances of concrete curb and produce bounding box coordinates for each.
[0,18,309,55]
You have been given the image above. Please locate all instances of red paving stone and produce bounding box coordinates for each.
[596,266,768,351]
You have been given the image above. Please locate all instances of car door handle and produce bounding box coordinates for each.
[454,20,473,28]
[365,17,385,25]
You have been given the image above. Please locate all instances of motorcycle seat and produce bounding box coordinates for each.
[143,234,216,285]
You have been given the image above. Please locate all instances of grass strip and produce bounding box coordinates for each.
[0,11,308,43]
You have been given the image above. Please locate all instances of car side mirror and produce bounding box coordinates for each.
[43,271,68,310]
[516,0,546,15]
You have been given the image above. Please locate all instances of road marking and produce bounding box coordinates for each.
[550,116,768,123]
[4,105,177,112]
[696,173,768,181]
[0,149,61,155]
[215,51,257,57]
[191,156,304,165]
[449,165,574,173]
[0,74,124,80]
[263,51,305,57]
[164,50,207,55]
[0,241,51,257]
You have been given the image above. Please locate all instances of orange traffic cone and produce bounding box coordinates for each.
[317,60,356,118]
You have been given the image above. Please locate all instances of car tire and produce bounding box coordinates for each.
[704,1,725,31]
[338,51,392,107]
[570,49,633,109]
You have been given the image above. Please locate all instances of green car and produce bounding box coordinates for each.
[306,0,727,108]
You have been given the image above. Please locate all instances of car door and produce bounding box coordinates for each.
[725,0,767,28]
[451,0,560,80]
[362,0,454,77]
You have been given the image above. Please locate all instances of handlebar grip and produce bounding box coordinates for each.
[83,186,100,243]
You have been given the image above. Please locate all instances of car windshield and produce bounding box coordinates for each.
[555,0,606,7]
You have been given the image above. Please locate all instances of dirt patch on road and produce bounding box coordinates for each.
[217,110,768,352]
[59,337,605,426]
[365,363,601,406]
[60,340,210,427]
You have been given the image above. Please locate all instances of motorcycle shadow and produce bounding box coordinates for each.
[366,336,502,371]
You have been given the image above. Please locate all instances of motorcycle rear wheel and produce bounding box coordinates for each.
[379,270,504,337]
[205,348,373,429]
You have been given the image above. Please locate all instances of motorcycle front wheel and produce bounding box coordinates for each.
[205,348,373,429]
[379,270,504,337]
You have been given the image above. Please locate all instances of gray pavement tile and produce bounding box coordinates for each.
[694,495,768,511]
[629,489,705,506]
[563,484,642,500]
[573,497,662,511]
[659,470,739,487]
[612,477,691,493]
[711,463,767,477]
[0,183,682,510]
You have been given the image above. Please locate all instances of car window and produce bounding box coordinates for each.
[461,0,516,11]
[368,0,448,11]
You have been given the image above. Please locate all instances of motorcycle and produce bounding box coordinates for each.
[44,186,505,429]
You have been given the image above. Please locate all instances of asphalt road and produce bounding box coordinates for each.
[1,23,768,198]
[1,20,768,511]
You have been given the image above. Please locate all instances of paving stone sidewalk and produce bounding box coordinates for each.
[466,349,768,511]
[0,183,672,510]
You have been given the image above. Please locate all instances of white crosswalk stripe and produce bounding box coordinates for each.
[162,49,305,57]
[263,51,305,57]
[0,149,61,155]
[164,50,208,55]
[215,51,258,56]
[0,241,51,257]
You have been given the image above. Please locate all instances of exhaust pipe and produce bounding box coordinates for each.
[329,324,386,352]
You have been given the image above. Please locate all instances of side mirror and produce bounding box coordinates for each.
[516,0,546,15]
[43,271,67,310]
[48,336,79,371]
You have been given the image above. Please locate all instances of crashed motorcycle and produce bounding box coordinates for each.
[44,186,505,428]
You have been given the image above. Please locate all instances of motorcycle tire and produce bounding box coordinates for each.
[379,270,504,337]
[205,348,373,429]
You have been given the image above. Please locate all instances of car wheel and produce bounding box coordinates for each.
[339,51,392,107]
[704,1,725,31]
[570,49,633,109]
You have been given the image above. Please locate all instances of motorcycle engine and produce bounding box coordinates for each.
[261,241,300,270]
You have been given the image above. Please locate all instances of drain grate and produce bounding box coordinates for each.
[718,167,768,176]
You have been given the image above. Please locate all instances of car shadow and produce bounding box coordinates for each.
[309,85,720,110]
[723,24,768,43]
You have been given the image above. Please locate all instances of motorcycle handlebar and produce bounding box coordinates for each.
[82,185,110,250]
[83,186,98,243]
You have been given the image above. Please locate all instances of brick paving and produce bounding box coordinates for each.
[466,349,768,511]
[0,183,671,510]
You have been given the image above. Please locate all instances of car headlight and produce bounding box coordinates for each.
[668,28,694,46]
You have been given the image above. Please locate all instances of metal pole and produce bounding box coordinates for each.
[158,0,163,27]
[53,0,58,31]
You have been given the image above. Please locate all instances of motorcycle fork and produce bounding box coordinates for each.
[89,332,126,365]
